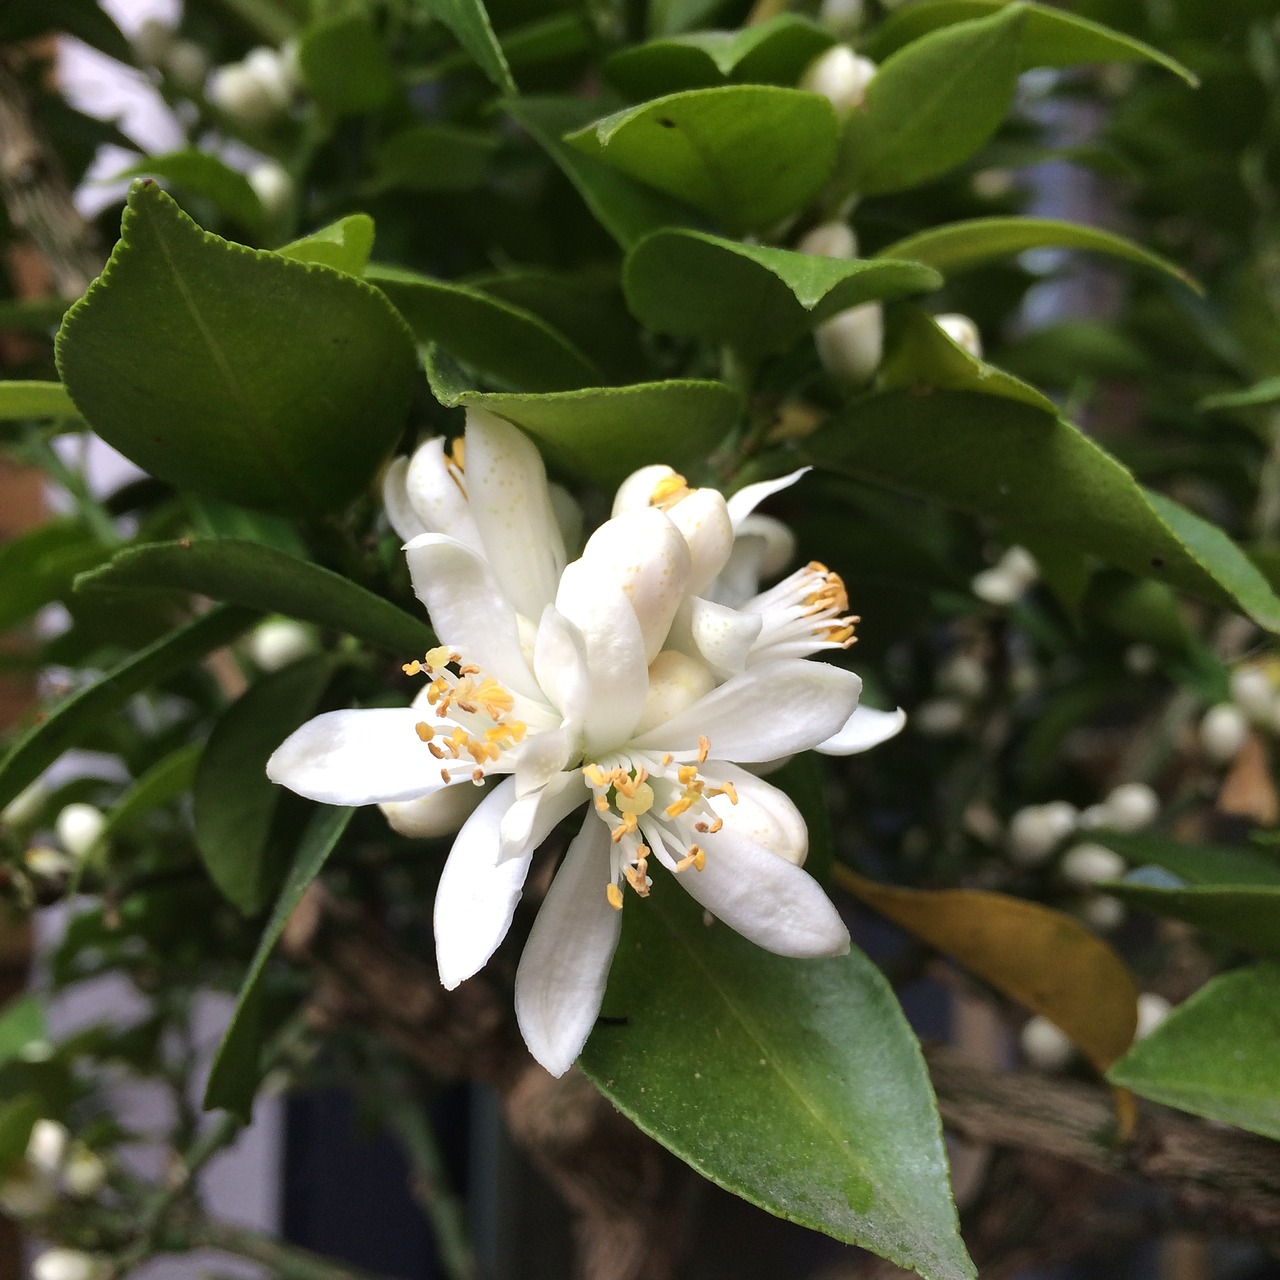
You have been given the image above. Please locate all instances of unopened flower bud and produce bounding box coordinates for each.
[819,0,866,36]
[1136,992,1171,1038]
[1008,801,1077,865]
[0,1164,55,1218]
[132,17,173,66]
[1060,842,1125,887]
[1124,642,1159,675]
[934,313,982,359]
[971,567,1021,606]
[996,546,1039,589]
[242,47,294,110]
[815,303,882,386]
[971,167,1015,200]
[26,1119,68,1175]
[63,1146,107,1198]
[797,221,857,260]
[914,698,966,736]
[2,778,47,828]
[1080,893,1126,931]
[1020,1015,1073,1070]
[32,1250,108,1280]
[164,39,210,92]
[936,653,987,701]
[1199,703,1248,764]
[55,803,106,858]
[247,619,315,671]
[1230,666,1273,721]
[1102,782,1158,833]
[209,61,280,128]
[801,46,876,115]
[248,162,293,218]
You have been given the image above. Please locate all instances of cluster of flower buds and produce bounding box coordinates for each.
[0,1120,107,1221]
[132,17,209,93]
[1020,992,1172,1071]
[1192,663,1280,768]
[971,546,1040,607]
[208,44,300,128]
[4,786,107,896]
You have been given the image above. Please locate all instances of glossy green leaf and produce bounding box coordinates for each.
[298,10,399,115]
[370,124,498,193]
[581,886,973,1279]
[0,520,109,633]
[118,151,266,234]
[0,1095,42,1172]
[879,305,1055,413]
[1108,964,1280,1139]
[0,606,259,811]
[75,539,433,656]
[813,391,1280,631]
[0,298,74,334]
[1090,834,1280,887]
[604,15,834,98]
[624,230,941,357]
[1201,376,1280,412]
[504,96,699,249]
[566,86,839,234]
[838,7,1023,198]
[417,0,515,93]
[204,804,354,1117]
[0,381,80,422]
[878,217,1197,291]
[100,744,203,846]
[276,215,375,275]
[369,265,602,392]
[55,182,416,516]
[1084,572,1194,653]
[426,357,743,485]
[0,998,45,1069]
[1104,878,1280,958]
[195,656,339,914]
[863,0,1196,85]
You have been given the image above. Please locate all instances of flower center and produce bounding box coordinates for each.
[403,646,527,786]
[749,560,860,654]
[648,472,693,510]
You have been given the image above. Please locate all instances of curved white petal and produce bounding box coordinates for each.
[498,769,584,860]
[629,659,862,763]
[464,409,566,620]
[669,596,763,679]
[725,468,809,529]
[611,464,676,516]
[513,726,576,799]
[267,708,449,804]
[549,483,584,558]
[382,457,428,542]
[514,817,621,1077]
[703,764,808,866]
[434,777,540,989]
[666,488,734,596]
[555,560,649,752]
[404,534,541,701]
[632,650,716,737]
[404,437,482,548]
[380,782,486,838]
[817,704,907,755]
[675,829,848,957]
[738,513,796,580]
[533,605,590,730]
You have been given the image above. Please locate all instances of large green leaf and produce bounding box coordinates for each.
[416,0,515,93]
[204,804,354,1118]
[1108,964,1280,1140]
[368,265,603,391]
[298,10,399,115]
[837,7,1023,198]
[195,657,339,914]
[565,86,839,234]
[370,124,498,193]
[1102,878,1280,958]
[624,229,941,358]
[117,151,267,235]
[1090,834,1280,887]
[581,887,973,1279]
[76,539,433,655]
[0,606,259,810]
[813,391,1280,631]
[425,355,743,485]
[504,97,700,249]
[0,381,80,422]
[877,217,1196,291]
[55,182,416,516]
[862,0,1196,85]
[604,15,834,98]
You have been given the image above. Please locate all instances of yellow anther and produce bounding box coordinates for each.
[649,473,691,509]
[425,645,453,670]
[403,660,422,676]
[616,781,655,816]
[623,864,651,897]
[610,812,639,843]
[675,845,706,873]
[665,794,695,819]
[414,722,434,742]
[695,817,723,834]
[594,794,609,812]
[698,735,710,764]
[583,763,610,787]
[713,780,738,806]
[440,768,452,784]
[661,753,673,766]
[471,767,485,784]
[448,436,466,470]
[428,742,444,759]
[606,883,624,910]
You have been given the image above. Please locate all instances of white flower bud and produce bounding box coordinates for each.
[1199,703,1248,764]
[914,698,966,737]
[815,302,882,386]
[819,0,866,36]
[25,846,75,879]
[248,161,293,218]
[32,1252,108,1280]
[1060,842,1125,887]
[0,1164,55,1218]
[132,17,174,66]
[934,313,982,359]
[2,778,47,828]
[971,567,1021,606]
[242,47,294,111]
[1136,992,1171,1039]
[278,40,303,96]
[1008,801,1077,865]
[1020,1015,1073,1071]
[55,803,106,858]
[1123,642,1159,675]
[996,546,1039,589]
[971,167,1015,200]
[1102,782,1158,833]
[633,651,716,736]
[62,1146,107,1198]
[1230,666,1273,721]
[247,619,316,672]
[1076,803,1109,830]
[164,39,210,92]
[1080,893,1126,931]
[209,63,278,128]
[26,1119,68,1175]
[797,221,857,260]
[936,653,987,701]
[801,46,877,115]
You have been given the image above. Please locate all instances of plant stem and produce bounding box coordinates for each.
[190,1216,398,1280]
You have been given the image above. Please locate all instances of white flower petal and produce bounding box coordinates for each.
[704,764,808,866]
[513,726,576,799]
[629,659,861,762]
[403,534,541,701]
[267,708,448,804]
[380,782,486,837]
[465,409,567,620]
[499,769,584,859]
[401,437,483,549]
[533,605,590,729]
[381,457,428,542]
[675,827,849,957]
[669,596,763,678]
[725,468,809,529]
[666,488,734,596]
[611,464,676,516]
[817,704,907,755]
[514,817,621,1077]
[632,650,716,737]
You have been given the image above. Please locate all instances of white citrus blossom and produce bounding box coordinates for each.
[270,413,887,1077]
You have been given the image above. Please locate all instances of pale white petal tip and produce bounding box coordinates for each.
[817,704,907,755]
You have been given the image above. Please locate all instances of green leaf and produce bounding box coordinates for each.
[370,124,498,193]
[1102,879,1280,958]
[879,305,1055,413]
[581,887,973,1279]
[0,298,74,335]
[862,0,1196,86]
[0,606,259,811]
[1200,376,1280,411]
[505,96,699,249]
[604,15,834,99]
[276,215,375,275]
[425,363,743,486]
[195,656,339,914]
[877,217,1197,291]
[117,151,266,234]
[298,10,399,115]
[416,0,515,93]
[0,380,80,422]
[204,804,354,1117]
[75,539,433,656]
[1091,834,1280,888]
[0,520,109,634]
[0,998,45,1069]
[100,744,203,846]
[566,86,839,234]
[813,391,1280,631]
[55,182,416,516]
[1108,964,1280,1139]
[368,265,603,391]
[0,1095,42,1172]
[624,229,941,358]
[837,7,1023,198]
